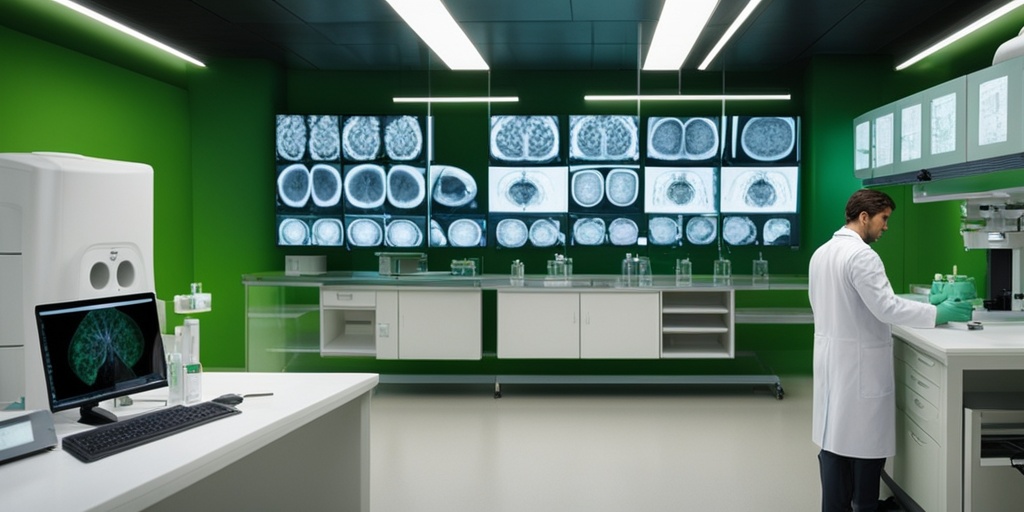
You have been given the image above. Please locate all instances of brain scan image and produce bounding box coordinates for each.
[723,216,758,245]
[385,219,423,247]
[571,169,604,208]
[278,164,311,208]
[278,218,309,245]
[529,218,562,247]
[490,115,560,162]
[430,166,478,208]
[69,308,144,386]
[721,167,798,213]
[648,117,719,161]
[345,164,387,209]
[569,115,639,161]
[308,115,340,161]
[737,117,796,162]
[310,164,342,208]
[312,218,343,246]
[763,218,792,246]
[489,167,567,213]
[648,217,681,246]
[608,218,639,246]
[572,217,606,246]
[685,216,717,245]
[429,219,447,247]
[384,116,423,161]
[605,168,639,207]
[347,218,383,247]
[644,167,715,214]
[495,218,529,248]
[276,115,307,161]
[448,219,483,247]
[387,165,425,209]
[342,116,381,161]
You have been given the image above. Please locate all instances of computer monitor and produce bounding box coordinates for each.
[35,292,166,425]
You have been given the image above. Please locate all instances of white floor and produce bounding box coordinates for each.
[370,377,824,512]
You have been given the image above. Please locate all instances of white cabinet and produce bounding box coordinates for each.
[496,290,660,359]
[580,292,660,359]
[893,337,947,512]
[660,290,734,358]
[497,292,580,358]
[320,287,480,360]
[397,290,481,360]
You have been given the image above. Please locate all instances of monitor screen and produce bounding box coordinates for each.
[35,292,166,425]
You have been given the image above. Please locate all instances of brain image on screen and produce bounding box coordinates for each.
[342,116,382,161]
[764,218,792,246]
[490,116,560,163]
[431,166,478,208]
[276,115,307,161]
[569,116,639,161]
[740,117,795,161]
[721,167,798,213]
[384,116,423,161]
[308,115,340,161]
[68,309,144,386]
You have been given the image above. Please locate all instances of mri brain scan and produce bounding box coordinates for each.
[278,218,309,245]
[571,170,604,208]
[648,217,681,246]
[312,218,343,246]
[431,166,478,208]
[345,164,387,209]
[738,117,796,161]
[648,117,719,161]
[723,216,758,245]
[308,115,340,161]
[278,164,311,208]
[529,219,561,247]
[310,164,341,208]
[384,116,423,161]
[572,217,606,246]
[495,218,529,248]
[685,216,717,245]
[608,218,639,246]
[569,115,639,161]
[604,169,638,207]
[387,165,425,209]
[764,218,792,246]
[448,219,483,247]
[490,116,560,162]
[385,219,423,247]
[721,167,798,213]
[347,218,384,247]
[276,115,307,161]
[342,116,382,161]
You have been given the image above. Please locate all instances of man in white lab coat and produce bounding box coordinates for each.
[808,189,972,512]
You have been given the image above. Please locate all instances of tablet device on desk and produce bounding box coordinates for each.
[0,410,58,465]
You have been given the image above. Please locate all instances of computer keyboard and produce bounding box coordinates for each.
[62,401,241,463]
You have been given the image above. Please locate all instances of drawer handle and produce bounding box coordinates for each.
[915,379,930,390]
[334,293,354,301]
[909,431,927,447]
[916,356,936,368]
[913,398,925,410]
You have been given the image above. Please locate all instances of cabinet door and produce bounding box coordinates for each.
[580,292,660,359]
[894,412,940,512]
[398,290,481,360]
[497,292,580,358]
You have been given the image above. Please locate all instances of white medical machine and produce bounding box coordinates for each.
[0,152,155,410]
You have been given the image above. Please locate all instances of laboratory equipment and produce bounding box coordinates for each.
[675,258,693,286]
[34,292,166,425]
[753,253,769,286]
[0,153,156,412]
[510,260,525,286]
[714,258,732,284]
[547,254,572,280]
[620,254,651,287]
[929,268,978,305]
[450,259,479,276]
[377,252,428,275]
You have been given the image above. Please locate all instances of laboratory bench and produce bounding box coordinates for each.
[888,318,1024,512]
[243,271,810,398]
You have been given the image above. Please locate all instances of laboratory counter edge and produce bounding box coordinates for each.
[0,372,378,512]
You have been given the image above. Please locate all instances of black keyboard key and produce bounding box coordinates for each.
[62,401,241,463]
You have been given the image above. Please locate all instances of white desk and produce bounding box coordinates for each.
[890,322,1024,512]
[0,372,378,512]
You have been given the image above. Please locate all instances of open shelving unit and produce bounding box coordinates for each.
[660,290,734,359]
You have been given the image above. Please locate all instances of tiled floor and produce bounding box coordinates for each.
[370,377,828,512]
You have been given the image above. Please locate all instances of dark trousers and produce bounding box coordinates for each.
[818,449,886,512]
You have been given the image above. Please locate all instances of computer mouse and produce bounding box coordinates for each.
[212,393,244,406]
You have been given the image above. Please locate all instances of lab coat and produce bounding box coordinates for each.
[808,227,935,459]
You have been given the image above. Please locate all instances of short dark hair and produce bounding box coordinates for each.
[845,189,895,223]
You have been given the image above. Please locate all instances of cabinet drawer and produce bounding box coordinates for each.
[322,289,375,308]
[901,343,942,387]
[895,413,940,512]
[901,385,941,442]
[902,363,941,407]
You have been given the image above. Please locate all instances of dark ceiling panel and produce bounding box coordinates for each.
[59,0,1024,72]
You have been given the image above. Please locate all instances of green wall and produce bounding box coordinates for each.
[5,6,1024,376]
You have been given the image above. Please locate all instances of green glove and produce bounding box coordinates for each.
[935,299,973,325]
[929,292,948,305]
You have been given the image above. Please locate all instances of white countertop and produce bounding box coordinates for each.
[0,372,378,512]
[893,321,1024,358]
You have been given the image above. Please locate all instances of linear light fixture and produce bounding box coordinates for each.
[585,94,790,102]
[896,0,1024,70]
[386,0,488,71]
[51,0,205,67]
[698,0,763,71]
[393,96,519,104]
[643,0,718,70]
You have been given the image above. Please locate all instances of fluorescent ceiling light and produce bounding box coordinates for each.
[896,0,1024,70]
[51,0,205,67]
[386,0,488,71]
[643,0,718,71]
[699,0,762,70]
[393,96,519,104]
[585,94,790,101]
